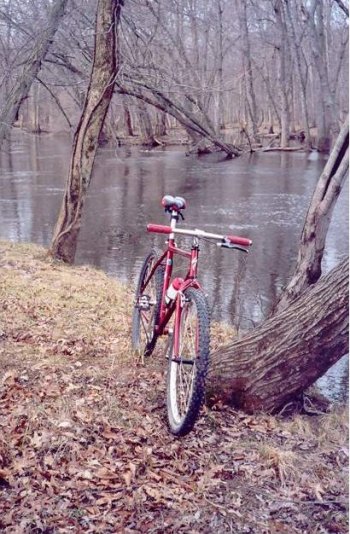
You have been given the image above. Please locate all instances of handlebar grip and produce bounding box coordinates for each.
[147,224,171,234]
[226,235,252,247]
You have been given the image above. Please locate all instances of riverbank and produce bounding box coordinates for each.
[0,241,348,533]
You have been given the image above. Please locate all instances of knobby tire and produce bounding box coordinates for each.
[167,287,210,436]
[132,249,164,357]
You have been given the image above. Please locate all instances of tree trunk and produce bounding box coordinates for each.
[137,100,157,146]
[216,0,225,132]
[308,0,338,152]
[284,0,312,149]
[155,111,167,137]
[239,0,259,142]
[0,0,68,147]
[208,117,349,413]
[122,97,134,137]
[29,82,41,134]
[49,0,123,263]
[275,116,349,313]
[208,259,349,413]
[275,0,290,148]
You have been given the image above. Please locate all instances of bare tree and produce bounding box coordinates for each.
[305,0,339,151]
[283,0,312,148]
[208,258,348,413]
[49,0,123,263]
[276,116,349,312]
[118,0,241,156]
[206,118,349,411]
[0,0,68,146]
[0,0,347,149]
[238,0,259,141]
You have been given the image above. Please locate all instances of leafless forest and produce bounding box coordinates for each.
[0,3,349,530]
[0,0,348,153]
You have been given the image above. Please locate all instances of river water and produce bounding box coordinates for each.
[0,132,348,401]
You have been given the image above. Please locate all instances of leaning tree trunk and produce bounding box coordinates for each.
[49,0,123,264]
[207,258,348,413]
[275,116,349,313]
[0,0,68,147]
[117,82,241,158]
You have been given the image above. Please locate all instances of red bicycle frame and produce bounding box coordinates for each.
[143,209,252,358]
[142,222,201,355]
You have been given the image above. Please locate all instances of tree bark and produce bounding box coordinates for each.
[239,0,259,142]
[122,97,134,137]
[275,0,290,148]
[29,82,41,134]
[0,0,68,147]
[307,0,338,152]
[216,0,225,132]
[284,0,312,149]
[208,258,349,413]
[137,99,157,146]
[49,0,123,263]
[155,111,167,137]
[275,116,349,313]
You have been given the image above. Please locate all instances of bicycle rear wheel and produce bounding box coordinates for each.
[167,287,210,436]
[132,249,164,357]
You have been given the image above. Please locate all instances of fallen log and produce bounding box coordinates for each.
[262,146,304,152]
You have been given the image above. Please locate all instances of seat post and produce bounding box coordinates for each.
[170,210,178,232]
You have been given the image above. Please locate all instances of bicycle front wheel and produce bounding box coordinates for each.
[167,287,210,436]
[132,249,164,357]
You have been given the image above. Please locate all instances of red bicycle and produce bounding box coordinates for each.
[132,195,252,436]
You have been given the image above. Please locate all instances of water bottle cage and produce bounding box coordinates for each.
[180,292,190,308]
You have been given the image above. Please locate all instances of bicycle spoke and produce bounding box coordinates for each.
[140,310,153,342]
[132,249,164,357]
[178,361,194,415]
[174,298,198,418]
[178,363,186,415]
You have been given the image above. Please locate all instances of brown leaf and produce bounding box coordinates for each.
[143,485,163,502]
[78,469,94,480]
[313,483,325,501]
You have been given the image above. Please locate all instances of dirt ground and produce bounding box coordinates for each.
[0,241,348,533]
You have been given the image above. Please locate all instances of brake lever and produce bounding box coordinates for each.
[217,243,249,253]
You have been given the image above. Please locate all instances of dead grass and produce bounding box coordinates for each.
[0,240,133,369]
[0,240,348,533]
[257,444,299,486]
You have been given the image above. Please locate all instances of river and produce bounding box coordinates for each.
[0,132,348,401]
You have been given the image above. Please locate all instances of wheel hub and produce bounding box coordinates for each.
[138,294,153,311]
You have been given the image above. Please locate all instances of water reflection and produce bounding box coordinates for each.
[0,132,348,400]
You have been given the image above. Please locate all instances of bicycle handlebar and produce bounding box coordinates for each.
[147,224,252,248]
[147,224,171,235]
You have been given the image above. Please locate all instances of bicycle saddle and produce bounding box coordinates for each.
[161,195,186,211]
